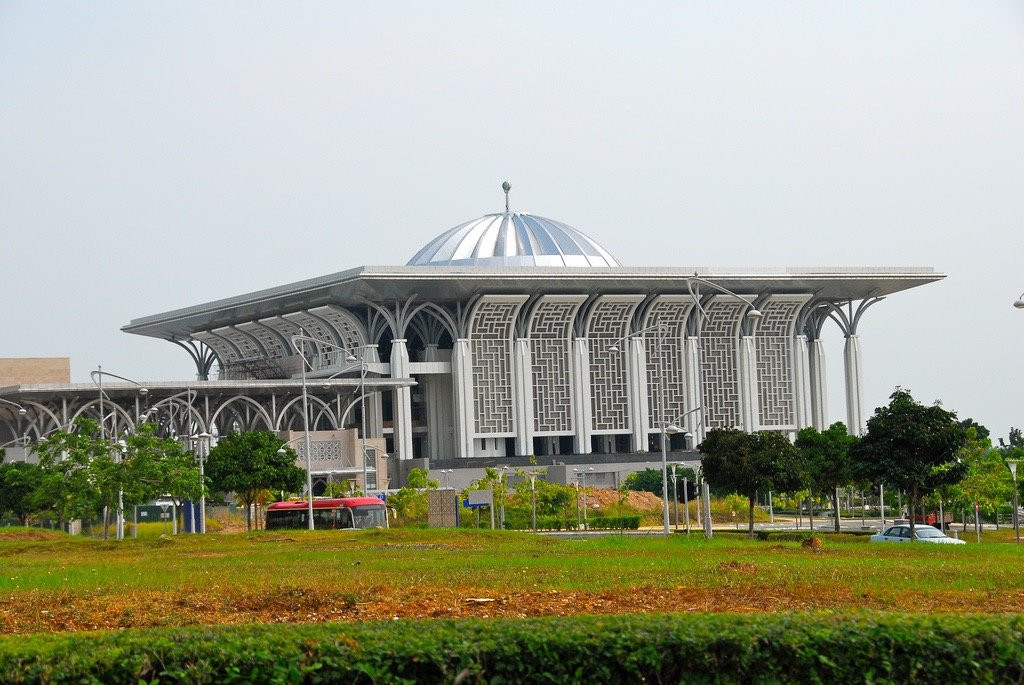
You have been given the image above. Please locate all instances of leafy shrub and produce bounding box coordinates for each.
[2,613,1023,684]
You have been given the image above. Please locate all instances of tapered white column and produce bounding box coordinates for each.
[571,338,593,454]
[737,335,759,431]
[844,335,865,436]
[792,335,812,430]
[363,345,384,438]
[390,339,414,460]
[808,337,828,429]
[513,338,534,456]
[627,337,650,452]
[683,337,704,443]
[452,339,474,459]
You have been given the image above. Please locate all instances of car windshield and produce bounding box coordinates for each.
[915,527,944,538]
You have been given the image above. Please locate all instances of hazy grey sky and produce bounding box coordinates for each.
[2,2,1022,437]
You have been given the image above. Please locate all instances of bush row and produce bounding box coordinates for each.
[1,613,1023,684]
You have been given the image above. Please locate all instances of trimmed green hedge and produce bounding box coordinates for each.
[2,613,1023,684]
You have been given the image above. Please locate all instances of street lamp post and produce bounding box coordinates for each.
[90,368,148,540]
[670,465,679,532]
[497,465,510,530]
[606,276,760,537]
[682,476,691,534]
[1009,460,1020,545]
[289,333,375,528]
[527,471,539,532]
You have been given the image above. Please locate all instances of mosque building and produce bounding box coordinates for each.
[1,184,942,490]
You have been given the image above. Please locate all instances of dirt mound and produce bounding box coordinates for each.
[587,488,663,511]
[0,528,68,543]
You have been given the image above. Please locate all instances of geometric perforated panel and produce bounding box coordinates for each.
[587,297,642,433]
[642,298,693,431]
[236,322,289,359]
[528,297,584,434]
[193,331,241,364]
[755,298,804,428]
[215,326,264,360]
[699,299,745,429]
[470,298,524,435]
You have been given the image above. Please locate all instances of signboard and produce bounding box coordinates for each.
[466,489,493,507]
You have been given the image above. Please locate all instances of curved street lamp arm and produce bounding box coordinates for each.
[686,276,762,323]
[0,398,28,415]
[89,370,146,390]
[666,405,704,430]
[605,321,670,352]
[290,334,374,372]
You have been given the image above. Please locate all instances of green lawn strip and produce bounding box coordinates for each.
[1,612,1022,684]
[1,529,1022,597]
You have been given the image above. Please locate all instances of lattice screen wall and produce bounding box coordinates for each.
[699,300,746,429]
[259,317,317,363]
[470,299,522,435]
[236,322,289,358]
[528,298,581,434]
[215,326,263,359]
[642,299,693,431]
[587,298,640,432]
[755,298,804,428]
[193,331,240,363]
[309,305,366,352]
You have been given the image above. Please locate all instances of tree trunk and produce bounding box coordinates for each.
[102,506,110,540]
[244,499,252,532]
[909,485,918,539]
[832,491,841,533]
[808,490,814,531]
[748,496,756,539]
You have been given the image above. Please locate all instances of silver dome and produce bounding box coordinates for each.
[407,212,621,268]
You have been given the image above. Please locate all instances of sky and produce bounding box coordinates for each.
[1,2,1022,439]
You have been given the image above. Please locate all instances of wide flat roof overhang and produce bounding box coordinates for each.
[123,264,945,340]
[0,378,416,403]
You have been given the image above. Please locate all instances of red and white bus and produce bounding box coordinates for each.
[265,497,388,530]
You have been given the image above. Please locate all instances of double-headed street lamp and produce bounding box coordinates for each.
[572,466,594,529]
[289,334,378,530]
[607,277,759,536]
[90,368,148,540]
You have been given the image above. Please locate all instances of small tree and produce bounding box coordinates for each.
[205,431,305,531]
[699,429,802,538]
[795,422,858,532]
[945,428,1013,525]
[852,389,968,539]
[388,467,437,525]
[32,418,115,535]
[0,460,44,525]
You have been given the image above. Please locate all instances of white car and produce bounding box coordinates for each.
[870,524,966,545]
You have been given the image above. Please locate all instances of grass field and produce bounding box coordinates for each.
[1,527,1022,635]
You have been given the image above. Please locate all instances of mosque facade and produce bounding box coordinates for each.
[123,187,942,463]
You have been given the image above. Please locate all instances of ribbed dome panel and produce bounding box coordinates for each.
[407,213,621,267]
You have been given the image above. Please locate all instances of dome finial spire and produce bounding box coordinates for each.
[501,180,511,213]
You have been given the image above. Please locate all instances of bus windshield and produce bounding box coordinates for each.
[352,505,387,529]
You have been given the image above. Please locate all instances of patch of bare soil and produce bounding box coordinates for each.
[4,584,1023,635]
[0,529,68,543]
